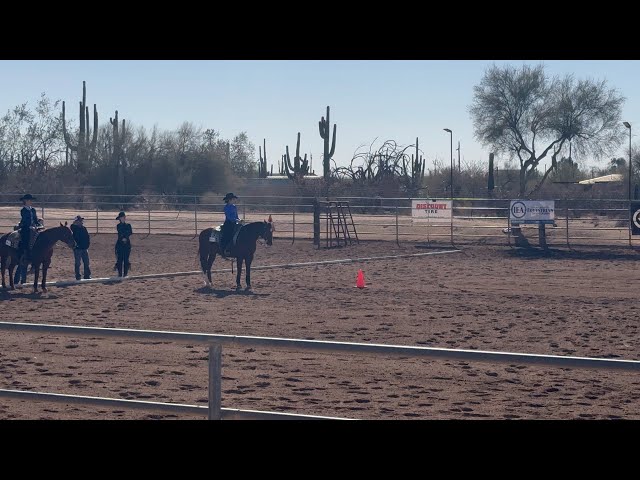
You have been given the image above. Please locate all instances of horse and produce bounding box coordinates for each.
[198,220,274,291]
[29,223,77,295]
[1,232,22,290]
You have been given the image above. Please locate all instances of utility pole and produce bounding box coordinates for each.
[456,141,461,172]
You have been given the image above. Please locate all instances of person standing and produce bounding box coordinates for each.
[114,211,133,277]
[70,215,91,280]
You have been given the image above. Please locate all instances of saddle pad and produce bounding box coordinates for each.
[209,224,243,245]
[5,231,20,248]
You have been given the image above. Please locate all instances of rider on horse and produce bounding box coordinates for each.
[221,193,240,257]
[17,194,42,265]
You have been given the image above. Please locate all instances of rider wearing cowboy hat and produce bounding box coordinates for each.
[70,215,92,280]
[220,193,240,257]
[17,194,40,264]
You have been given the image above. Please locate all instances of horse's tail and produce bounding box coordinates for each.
[197,229,209,273]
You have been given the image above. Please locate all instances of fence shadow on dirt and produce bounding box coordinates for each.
[505,246,640,262]
[193,287,271,298]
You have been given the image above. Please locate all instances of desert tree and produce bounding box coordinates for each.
[469,64,625,197]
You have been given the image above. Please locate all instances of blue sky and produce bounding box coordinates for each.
[0,60,637,172]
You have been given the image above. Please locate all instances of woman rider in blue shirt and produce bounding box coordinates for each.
[221,193,240,256]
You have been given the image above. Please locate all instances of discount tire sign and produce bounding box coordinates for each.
[412,200,452,222]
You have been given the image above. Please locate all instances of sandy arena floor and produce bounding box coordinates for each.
[1,234,639,419]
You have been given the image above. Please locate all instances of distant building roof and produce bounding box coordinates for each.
[578,174,624,185]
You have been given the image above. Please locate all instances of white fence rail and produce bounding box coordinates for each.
[1,321,639,420]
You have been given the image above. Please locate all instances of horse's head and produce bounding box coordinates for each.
[261,218,274,246]
[58,222,77,249]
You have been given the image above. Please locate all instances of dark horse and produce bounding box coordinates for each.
[198,220,274,290]
[0,232,21,290]
[2,223,76,295]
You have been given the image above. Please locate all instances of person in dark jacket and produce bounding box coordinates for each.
[220,192,240,257]
[17,193,40,264]
[114,211,133,277]
[70,215,91,280]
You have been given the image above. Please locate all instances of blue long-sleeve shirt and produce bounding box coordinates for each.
[224,203,240,222]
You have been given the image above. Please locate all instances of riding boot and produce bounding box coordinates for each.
[124,262,130,277]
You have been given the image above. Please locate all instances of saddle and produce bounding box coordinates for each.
[209,223,243,251]
[5,226,42,250]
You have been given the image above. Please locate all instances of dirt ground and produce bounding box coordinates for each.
[1,234,640,419]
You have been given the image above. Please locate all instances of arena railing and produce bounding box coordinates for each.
[0,196,637,247]
[0,321,639,420]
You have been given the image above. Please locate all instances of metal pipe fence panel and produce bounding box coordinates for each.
[0,195,638,247]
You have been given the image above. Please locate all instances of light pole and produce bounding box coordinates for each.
[444,128,453,245]
[624,122,631,201]
[444,129,453,199]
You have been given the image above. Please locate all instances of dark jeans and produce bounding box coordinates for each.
[74,248,91,280]
[13,264,26,284]
[221,220,236,251]
[115,243,131,277]
[18,228,31,263]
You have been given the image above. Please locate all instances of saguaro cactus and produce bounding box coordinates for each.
[110,110,126,195]
[258,139,268,178]
[488,153,495,193]
[318,105,336,180]
[284,132,310,181]
[411,137,425,182]
[62,81,98,174]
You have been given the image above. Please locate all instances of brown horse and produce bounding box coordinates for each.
[29,223,77,295]
[0,232,21,290]
[198,220,274,291]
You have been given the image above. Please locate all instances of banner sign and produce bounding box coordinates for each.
[510,200,555,225]
[412,200,452,222]
[631,201,640,236]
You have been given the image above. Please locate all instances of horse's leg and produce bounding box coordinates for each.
[203,250,214,289]
[41,259,50,295]
[1,254,6,289]
[199,244,211,287]
[8,260,15,290]
[245,254,253,291]
[236,257,243,290]
[13,260,20,287]
[33,262,40,294]
[208,251,215,284]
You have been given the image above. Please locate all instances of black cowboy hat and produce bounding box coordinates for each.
[223,193,238,202]
[20,194,36,201]
[73,215,85,222]
[116,211,126,220]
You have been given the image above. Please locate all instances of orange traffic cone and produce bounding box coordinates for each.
[355,269,366,289]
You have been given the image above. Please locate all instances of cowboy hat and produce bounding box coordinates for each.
[223,192,238,202]
[116,211,126,220]
[20,194,36,201]
[73,215,85,222]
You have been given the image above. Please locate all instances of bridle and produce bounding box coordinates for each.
[257,222,272,247]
